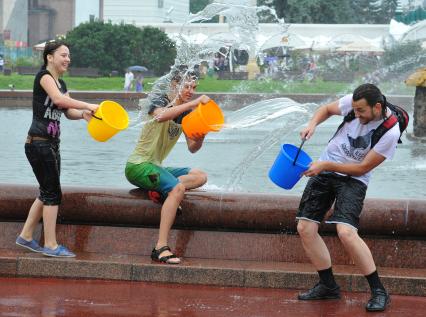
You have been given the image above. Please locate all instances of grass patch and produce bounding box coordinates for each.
[0,73,414,95]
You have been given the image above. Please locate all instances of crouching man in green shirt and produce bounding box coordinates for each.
[125,70,209,264]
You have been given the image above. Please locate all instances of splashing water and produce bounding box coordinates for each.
[128,2,289,128]
[223,98,309,129]
[223,101,317,191]
[125,2,321,190]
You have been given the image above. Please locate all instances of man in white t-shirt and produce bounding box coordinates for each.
[296,84,400,312]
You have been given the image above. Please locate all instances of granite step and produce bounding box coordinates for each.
[1,249,424,296]
[2,222,424,269]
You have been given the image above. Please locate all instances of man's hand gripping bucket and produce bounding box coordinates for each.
[182,100,225,138]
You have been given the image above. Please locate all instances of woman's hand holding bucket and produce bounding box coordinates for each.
[87,100,129,142]
[80,104,99,122]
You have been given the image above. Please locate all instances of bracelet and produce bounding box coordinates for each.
[81,111,84,119]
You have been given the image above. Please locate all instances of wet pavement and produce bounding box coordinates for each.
[0,278,425,317]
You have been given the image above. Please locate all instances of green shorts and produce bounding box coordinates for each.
[125,162,190,195]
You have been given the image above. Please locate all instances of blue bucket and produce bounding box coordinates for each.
[269,143,312,190]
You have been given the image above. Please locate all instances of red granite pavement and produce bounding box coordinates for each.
[0,277,425,317]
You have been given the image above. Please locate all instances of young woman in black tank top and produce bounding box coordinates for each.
[15,40,99,258]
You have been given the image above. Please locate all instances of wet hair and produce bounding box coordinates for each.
[352,83,386,118]
[41,40,69,70]
[170,65,199,83]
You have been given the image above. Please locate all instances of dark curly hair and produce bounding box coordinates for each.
[352,83,386,118]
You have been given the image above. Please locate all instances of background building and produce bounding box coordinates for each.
[28,0,75,46]
[102,0,190,24]
[0,0,28,46]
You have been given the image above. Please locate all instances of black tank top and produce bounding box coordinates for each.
[27,70,67,139]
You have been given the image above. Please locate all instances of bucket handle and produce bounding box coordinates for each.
[92,114,102,121]
[293,138,306,165]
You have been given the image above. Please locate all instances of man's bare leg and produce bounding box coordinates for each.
[297,219,332,269]
[155,183,185,263]
[178,168,207,190]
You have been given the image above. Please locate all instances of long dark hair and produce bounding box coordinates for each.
[41,40,69,70]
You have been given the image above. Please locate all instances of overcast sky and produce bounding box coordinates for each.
[75,0,100,26]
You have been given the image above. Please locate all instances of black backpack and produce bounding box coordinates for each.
[331,96,409,148]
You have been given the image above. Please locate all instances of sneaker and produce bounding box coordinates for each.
[15,236,44,253]
[42,245,76,258]
[366,288,390,312]
[298,283,341,300]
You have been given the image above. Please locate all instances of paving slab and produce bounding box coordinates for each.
[1,250,425,296]
[0,277,425,317]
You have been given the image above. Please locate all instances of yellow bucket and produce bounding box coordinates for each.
[87,100,129,142]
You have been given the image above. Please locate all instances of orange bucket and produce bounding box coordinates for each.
[182,100,224,138]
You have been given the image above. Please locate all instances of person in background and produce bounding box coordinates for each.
[16,40,99,257]
[135,73,144,93]
[296,84,399,312]
[125,69,209,264]
[0,55,4,73]
[124,69,134,92]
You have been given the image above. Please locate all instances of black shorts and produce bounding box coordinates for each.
[25,140,62,205]
[296,173,367,229]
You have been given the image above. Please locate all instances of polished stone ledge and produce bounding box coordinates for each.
[1,184,425,237]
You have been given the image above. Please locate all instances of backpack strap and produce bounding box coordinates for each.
[329,110,355,143]
[329,110,398,148]
[370,114,398,148]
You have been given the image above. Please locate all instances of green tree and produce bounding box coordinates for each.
[380,0,398,23]
[65,21,176,76]
[138,26,177,76]
[190,0,210,14]
[315,0,356,23]
[382,40,423,66]
[350,0,381,23]
[260,0,357,24]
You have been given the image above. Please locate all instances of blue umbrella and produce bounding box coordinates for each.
[128,65,148,72]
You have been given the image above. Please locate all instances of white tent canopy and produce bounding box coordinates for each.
[260,33,310,51]
[401,20,426,42]
[336,38,384,53]
[33,41,46,51]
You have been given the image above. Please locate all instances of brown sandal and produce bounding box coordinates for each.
[151,246,181,264]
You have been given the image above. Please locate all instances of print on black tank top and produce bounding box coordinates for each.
[27,70,67,139]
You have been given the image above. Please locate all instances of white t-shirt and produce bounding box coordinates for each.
[319,94,400,185]
[124,72,134,89]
